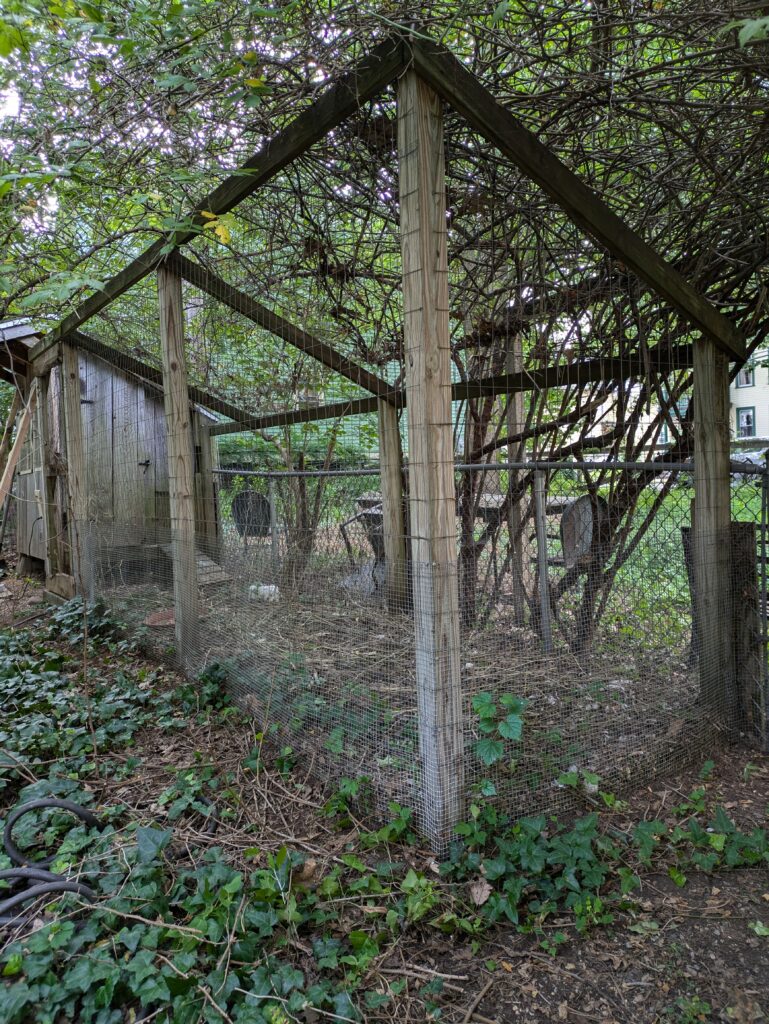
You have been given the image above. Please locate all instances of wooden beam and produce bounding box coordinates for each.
[0,380,37,510]
[158,266,200,668]
[209,343,695,435]
[61,344,88,593]
[399,71,464,843]
[32,37,407,354]
[453,345,695,400]
[410,42,746,362]
[65,330,262,427]
[208,395,382,435]
[38,372,62,580]
[171,253,395,402]
[692,337,735,728]
[377,399,407,610]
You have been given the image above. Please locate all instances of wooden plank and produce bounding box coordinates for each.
[112,372,142,545]
[453,345,695,399]
[46,572,76,600]
[209,344,695,436]
[193,415,219,558]
[31,37,407,354]
[399,71,464,843]
[730,522,762,739]
[136,384,157,544]
[88,356,114,525]
[410,42,745,362]
[61,344,88,592]
[0,380,38,509]
[692,337,734,726]
[172,253,395,402]
[37,373,60,579]
[30,343,61,379]
[209,395,382,435]
[158,265,200,667]
[377,399,407,610]
[506,338,527,626]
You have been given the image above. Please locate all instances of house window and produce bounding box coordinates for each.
[736,365,755,388]
[737,407,756,438]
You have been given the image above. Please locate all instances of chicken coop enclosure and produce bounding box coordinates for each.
[5,32,767,844]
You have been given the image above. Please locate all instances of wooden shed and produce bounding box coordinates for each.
[1,324,220,598]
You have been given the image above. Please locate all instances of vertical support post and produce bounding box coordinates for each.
[506,338,526,626]
[61,344,88,593]
[377,398,407,610]
[398,70,464,843]
[194,419,219,559]
[693,337,734,728]
[268,476,279,569]
[533,471,553,653]
[158,265,199,668]
[38,372,60,581]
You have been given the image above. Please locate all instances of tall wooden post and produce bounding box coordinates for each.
[693,338,735,727]
[62,344,88,593]
[506,337,527,626]
[377,399,407,610]
[38,372,61,583]
[158,266,199,667]
[398,71,464,843]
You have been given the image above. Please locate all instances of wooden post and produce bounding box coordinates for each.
[506,337,527,626]
[268,477,280,568]
[533,471,553,653]
[193,416,219,559]
[377,399,407,610]
[693,338,734,728]
[38,373,61,582]
[158,266,199,667]
[398,70,464,843]
[61,344,88,593]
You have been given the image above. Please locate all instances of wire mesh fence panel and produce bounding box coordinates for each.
[64,445,769,842]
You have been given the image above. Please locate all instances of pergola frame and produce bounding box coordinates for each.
[26,32,745,842]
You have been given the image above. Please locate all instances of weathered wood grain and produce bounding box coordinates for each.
[692,337,734,726]
[399,71,465,842]
[158,266,200,666]
[377,399,407,610]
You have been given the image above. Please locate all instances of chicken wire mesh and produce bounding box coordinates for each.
[58,419,769,844]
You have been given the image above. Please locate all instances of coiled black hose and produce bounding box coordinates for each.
[0,798,103,929]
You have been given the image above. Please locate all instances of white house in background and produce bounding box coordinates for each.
[731,355,769,440]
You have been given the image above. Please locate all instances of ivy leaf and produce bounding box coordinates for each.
[135,826,172,864]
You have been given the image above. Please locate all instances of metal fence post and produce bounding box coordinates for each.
[533,470,553,654]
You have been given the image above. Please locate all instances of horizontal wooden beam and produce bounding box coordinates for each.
[210,342,694,435]
[32,36,408,355]
[66,330,259,427]
[410,41,746,363]
[454,343,694,400]
[209,395,382,435]
[171,253,395,402]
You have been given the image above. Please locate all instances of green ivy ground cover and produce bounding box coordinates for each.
[0,600,767,1023]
